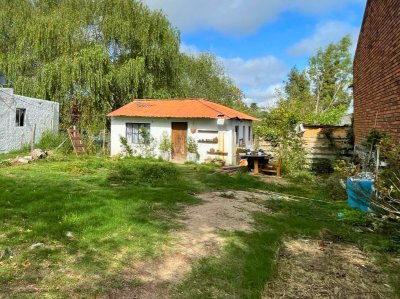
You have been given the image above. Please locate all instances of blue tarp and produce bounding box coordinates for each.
[346,177,374,212]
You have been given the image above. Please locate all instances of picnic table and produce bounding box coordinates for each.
[240,154,272,175]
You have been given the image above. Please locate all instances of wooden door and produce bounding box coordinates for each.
[171,122,188,162]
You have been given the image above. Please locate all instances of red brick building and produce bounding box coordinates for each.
[353,0,400,144]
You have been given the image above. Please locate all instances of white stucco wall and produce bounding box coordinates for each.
[0,89,59,153]
[110,116,253,165]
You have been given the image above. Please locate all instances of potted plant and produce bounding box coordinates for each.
[187,137,198,162]
[159,131,172,161]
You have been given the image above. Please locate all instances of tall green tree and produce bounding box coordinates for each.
[0,0,181,130]
[269,35,353,125]
[0,0,246,131]
[177,53,245,109]
[283,66,313,119]
[308,35,353,115]
[255,36,353,174]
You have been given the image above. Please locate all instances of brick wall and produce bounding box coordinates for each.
[353,0,400,144]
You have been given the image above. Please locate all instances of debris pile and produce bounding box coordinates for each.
[1,149,48,166]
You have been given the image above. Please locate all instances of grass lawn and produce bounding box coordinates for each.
[0,155,399,298]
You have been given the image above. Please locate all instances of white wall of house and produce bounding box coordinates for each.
[110,116,253,165]
[0,88,59,153]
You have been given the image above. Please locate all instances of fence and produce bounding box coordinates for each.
[257,125,353,166]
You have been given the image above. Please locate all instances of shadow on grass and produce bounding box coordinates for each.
[0,158,198,297]
[173,196,400,299]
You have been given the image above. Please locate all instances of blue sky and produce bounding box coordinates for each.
[142,0,367,107]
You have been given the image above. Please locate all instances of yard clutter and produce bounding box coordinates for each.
[1,148,48,165]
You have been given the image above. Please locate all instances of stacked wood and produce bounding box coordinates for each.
[257,125,353,166]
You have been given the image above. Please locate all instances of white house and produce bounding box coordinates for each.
[0,88,59,153]
[108,99,258,165]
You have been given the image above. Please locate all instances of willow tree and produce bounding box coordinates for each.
[0,0,181,130]
[177,53,245,109]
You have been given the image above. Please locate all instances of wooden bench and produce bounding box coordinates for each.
[261,157,282,176]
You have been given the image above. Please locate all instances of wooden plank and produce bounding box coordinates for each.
[67,127,86,156]
[171,122,188,162]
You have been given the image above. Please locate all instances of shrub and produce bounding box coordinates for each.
[363,129,388,150]
[338,208,373,227]
[37,131,72,153]
[324,172,347,201]
[311,158,334,174]
[159,131,172,153]
[107,159,180,185]
[280,136,307,176]
[372,137,400,219]
[187,137,198,154]
[120,136,133,156]
[288,169,316,184]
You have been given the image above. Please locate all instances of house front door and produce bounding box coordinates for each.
[171,122,188,162]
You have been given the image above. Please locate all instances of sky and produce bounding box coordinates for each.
[142,0,367,107]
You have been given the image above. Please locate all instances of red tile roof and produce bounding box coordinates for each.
[107,98,257,121]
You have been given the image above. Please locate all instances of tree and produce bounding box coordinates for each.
[254,36,353,174]
[0,0,181,130]
[283,66,313,119]
[268,36,353,125]
[177,53,245,110]
[308,35,353,115]
[0,0,247,131]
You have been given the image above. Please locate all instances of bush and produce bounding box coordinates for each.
[311,158,334,174]
[288,169,316,184]
[37,131,72,153]
[372,137,400,219]
[107,158,180,185]
[324,172,347,201]
[338,208,372,227]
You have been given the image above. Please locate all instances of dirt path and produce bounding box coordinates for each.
[107,190,394,299]
[107,190,269,298]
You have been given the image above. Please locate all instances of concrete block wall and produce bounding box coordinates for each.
[353,0,400,144]
[0,89,59,153]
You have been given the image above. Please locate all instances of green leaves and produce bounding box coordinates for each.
[0,0,181,130]
[0,0,246,132]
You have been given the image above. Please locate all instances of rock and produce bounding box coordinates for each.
[219,191,235,198]
[30,243,44,250]
[31,149,47,160]
[65,231,74,239]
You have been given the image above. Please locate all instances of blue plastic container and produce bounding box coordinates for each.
[346,177,373,212]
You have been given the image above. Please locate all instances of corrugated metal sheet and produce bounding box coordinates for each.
[107,99,258,121]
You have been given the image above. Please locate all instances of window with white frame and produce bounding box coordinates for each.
[16,108,26,126]
[126,123,150,144]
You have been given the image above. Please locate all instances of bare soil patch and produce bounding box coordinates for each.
[107,190,269,298]
[263,239,394,299]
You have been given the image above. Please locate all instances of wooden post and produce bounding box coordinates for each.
[277,158,282,177]
[31,124,36,153]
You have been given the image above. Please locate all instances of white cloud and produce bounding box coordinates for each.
[244,84,282,107]
[180,42,201,55]
[142,0,366,35]
[219,55,287,106]
[220,56,286,89]
[286,21,360,56]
